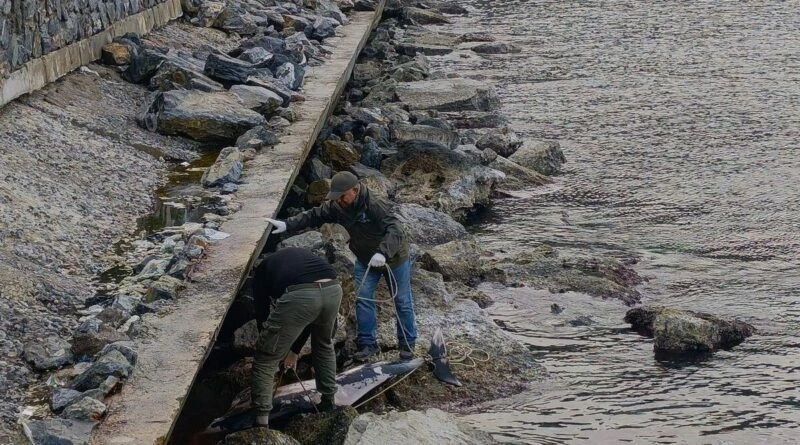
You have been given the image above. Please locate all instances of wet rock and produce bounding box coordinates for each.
[61,396,106,421]
[388,55,431,82]
[508,140,566,176]
[390,122,459,149]
[441,111,508,129]
[236,126,281,150]
[475,126,523,157]
[101,42,132,65]
[402,7,451,25]
[468,42,522,54]
[394,203,467,247]
[386,141,505,219]
[21,418,95,445]
[283,407,358,445]
[455,32,496,44]
[625,307,756,354]
[395,79,500,112]
[488,156,549,189]
[71,349,133,391]
[418,239,484,283]
[233,319,259,354]
[202,147,245,187]
[146,275,185,301]
[321,140,360,170]
[345,409,496,444]
[23,335,74,371]
[224,428,300,445]
[361,79,398,108]
[139,90,265,143]
[396,41,453,57]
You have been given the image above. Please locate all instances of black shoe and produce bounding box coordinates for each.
[399,346,415,361]
[316,395,335,413]
[353,344,380,361]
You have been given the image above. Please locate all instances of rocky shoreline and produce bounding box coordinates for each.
[1,0,757,444]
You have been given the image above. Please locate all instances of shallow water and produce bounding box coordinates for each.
[429,1,800,443]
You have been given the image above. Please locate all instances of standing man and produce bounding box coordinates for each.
[250,247,342,428]
[266,171,417,361]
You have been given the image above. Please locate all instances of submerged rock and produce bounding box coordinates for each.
[508,140,566,176]
[625,307,756,354]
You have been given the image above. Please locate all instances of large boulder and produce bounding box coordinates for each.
[418,239,484,283]
[149,50,224,92]
[321,140,360,170]
[344,409,496,445]
[394,204,467,248]
[390,122,459,149]
[395,79,500,112]
[384,142,506,219]
[139,90,265,143]
[625,307,756,354]
[283,407,359,445]
[230,85,284,116]
[475,127,523,157]
[488,156,549,189]
[224,428,300,445]
[71,349,134,391]
[508,140,566,175]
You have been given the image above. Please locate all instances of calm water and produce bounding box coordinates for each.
[429,1,800,443]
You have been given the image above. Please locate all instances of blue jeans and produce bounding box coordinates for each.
[353,258,417,350]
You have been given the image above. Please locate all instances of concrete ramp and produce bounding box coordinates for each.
[90,4,385,444]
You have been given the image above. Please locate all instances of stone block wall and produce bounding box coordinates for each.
[0,0,170,79]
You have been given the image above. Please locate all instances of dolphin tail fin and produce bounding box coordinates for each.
[428,327,462,387]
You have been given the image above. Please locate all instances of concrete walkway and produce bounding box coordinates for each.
[90,5,385,445]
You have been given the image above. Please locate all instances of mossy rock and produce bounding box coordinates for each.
[283,407,359,445]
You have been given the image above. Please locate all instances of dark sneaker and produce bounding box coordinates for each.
[399,346,415,361]
[316,395,335,413]
[353,344,380,361]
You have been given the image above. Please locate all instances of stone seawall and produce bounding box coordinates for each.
[0,0,181,106]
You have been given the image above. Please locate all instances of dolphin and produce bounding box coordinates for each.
[429,327,462,387]
[204,358,425,434]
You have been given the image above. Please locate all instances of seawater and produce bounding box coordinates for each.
[428,1,800,443]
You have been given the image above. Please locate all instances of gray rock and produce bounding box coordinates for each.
[625,307,756,354]
[139,90,265,143]
[321,140,359,170]
[314,0,347,24]
[221,182,239,194]
[146,275,185,301]
[239,47,274,65]
[51,388,84,413]
[349,163,393,199]
[390,122,459,149]
[236,126,281,150]
[278,231,325,251]
[345,409,496,445]
[475,126,523,157]
[135,257,169,280]
[98,341,137,367]
[201,147,244,187]
[122,48,167,84]
[72,325,129,358]
[71,349,133,391]
[204,52,263,84]
[233,319,258,354]
[488,156,548,189]
[149,50,224,92]
[468,41,522,54]
[418,239,484,283]
[246,76,293,107]
[402,7,451,25]
[307,157,332,182]
[508,140,566,175]
[223,428,300,445]
[23,335,74,371]
[21,418,96,445]
[61,396,106,421]
[311,16,339,40]
[440,111,508,129]
[394,203,467,247]
[395,79,500,112]
[229,85,283,116]
[396,42,453,57]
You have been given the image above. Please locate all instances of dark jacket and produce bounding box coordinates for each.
[285,185,409,268]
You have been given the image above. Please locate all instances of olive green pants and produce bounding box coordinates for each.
[251,282,342,416]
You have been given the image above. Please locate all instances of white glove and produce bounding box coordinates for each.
[265,218,287,234]
[368,253,386,268]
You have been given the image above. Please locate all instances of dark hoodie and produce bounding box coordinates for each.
[284,185,409,268]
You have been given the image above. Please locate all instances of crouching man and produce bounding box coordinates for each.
[250,247,342,428]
